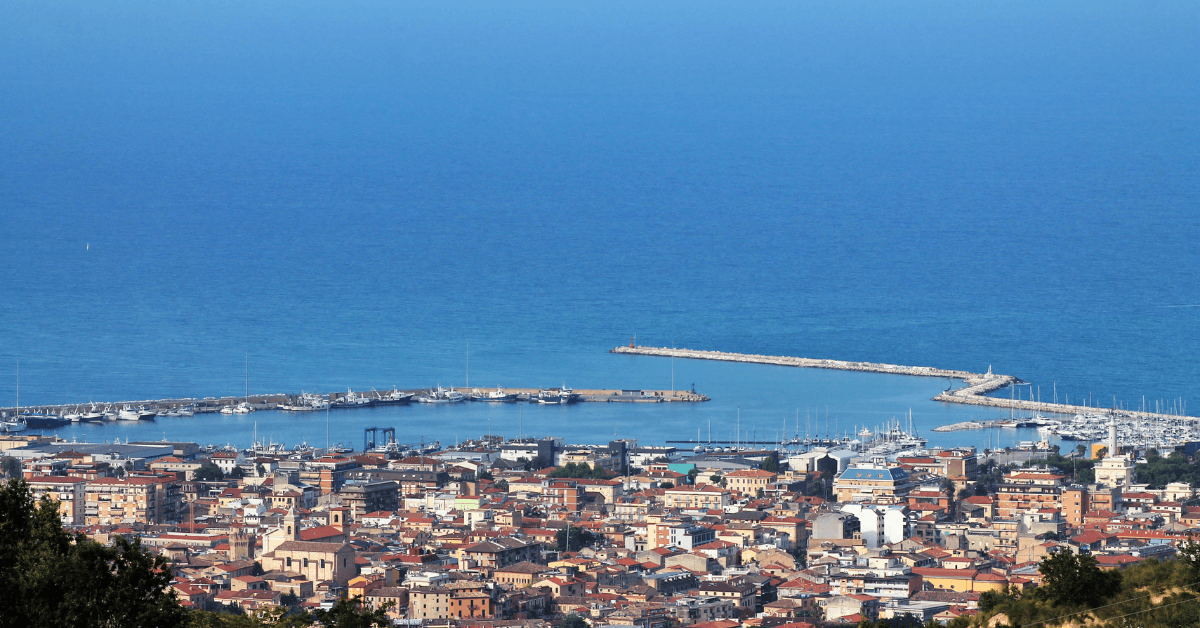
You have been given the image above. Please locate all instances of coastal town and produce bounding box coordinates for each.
[4,418,1198,627]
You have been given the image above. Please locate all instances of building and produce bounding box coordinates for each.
[338,480,399,515]
[84,475,182,525]
[664,485,731,511]
[833,464,914,504]
[724,469,778,496]
[408,583,495,620]
[259,510,356,585]
[27,475,88,525]
[1061,485,1089,527]
[995,468,1064,519]
[457,537,540,570]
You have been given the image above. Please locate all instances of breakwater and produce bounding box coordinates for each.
[0,386,708,416]
[611,345,1196,423]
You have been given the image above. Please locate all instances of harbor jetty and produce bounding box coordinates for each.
[611,345,1197,423]
[0,386,708,418]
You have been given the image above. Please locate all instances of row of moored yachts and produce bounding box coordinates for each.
[0,386,584,433]
[276,386,581,411]
[1,404,188,432]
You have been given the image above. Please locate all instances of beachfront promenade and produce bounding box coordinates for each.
[611,345,1196,423]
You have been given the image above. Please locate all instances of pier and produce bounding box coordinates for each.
[0,386,708,417]
[612,345,1197,423]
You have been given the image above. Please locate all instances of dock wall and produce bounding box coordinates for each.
[611,346,1196,423]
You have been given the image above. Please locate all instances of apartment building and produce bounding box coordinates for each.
[27,475,89,525]
[995,468,1064,519]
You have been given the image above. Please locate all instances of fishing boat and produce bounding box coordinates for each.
[535,387,579,405]
[278,392,331,411]
[1,415,27,432]
[416,386,465,404]
[331,389,376,409]
[372,389,414,405]
[469,387,518,402]
[118,407,141,421]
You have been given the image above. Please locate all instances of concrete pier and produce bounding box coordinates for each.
[0,386,707,416]
[611,345,1196,423]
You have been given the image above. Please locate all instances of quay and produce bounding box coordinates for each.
[612,345,1197,423]
[0,386,708,417]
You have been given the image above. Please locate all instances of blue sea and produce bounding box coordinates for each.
[1,0,1197,451]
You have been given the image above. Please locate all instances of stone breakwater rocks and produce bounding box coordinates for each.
[611,346,1197,423]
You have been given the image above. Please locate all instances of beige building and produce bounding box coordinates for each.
[260,510,355,585]
[84,476,182,525]
[408,582,494,620]
[27,476,88,525]
[664,485,731,511]
[724,469,778,496]
[149,457,203,481]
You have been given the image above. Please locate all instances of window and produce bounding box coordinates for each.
[286,557,292,567]
[303,558,309,568]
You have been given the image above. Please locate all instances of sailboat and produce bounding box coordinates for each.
[223,352,255,413]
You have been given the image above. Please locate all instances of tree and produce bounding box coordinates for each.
[494,479,509,492]
[0,456,20,478]
[761,455,780,473]
[687,469,699,485]
[549,463,610,480]
[940,477,956,498]
[256,464,267,477]
[194,463,225,482]
[560,614,589,628]
[1036,547,1122,607]
[556,526,594,552]
[1178,534,1200,589]
[659,482,674,489]
[310,596,391,628]
[756,487,765,498]
[0,478,187,628]
[477,470,494,481]
[251,561,266,576]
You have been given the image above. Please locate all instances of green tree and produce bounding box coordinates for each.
[477,470,494,481]
[549,463,611,480]
[494,479,509,492]
[556,526,594,552]
[659,482,674,489]
[0,456,20,478]
[194,463,225,482]
[1177,534,1200,589]
[310,596,390,628]
[761,455,780,473]
[1036,547,1122,607]
[0,477,187,628]
[560,614,589,628]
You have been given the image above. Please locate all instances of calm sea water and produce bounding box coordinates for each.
[2,0,1198,450]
